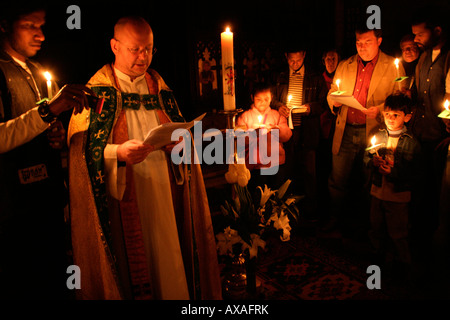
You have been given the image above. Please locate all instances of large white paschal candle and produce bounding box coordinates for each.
[221,27,236,111]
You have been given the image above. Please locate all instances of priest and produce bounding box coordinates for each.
[68,16,221,300]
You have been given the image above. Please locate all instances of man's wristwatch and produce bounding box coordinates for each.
[37,99,58,124]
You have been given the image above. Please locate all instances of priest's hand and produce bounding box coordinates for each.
[117,139,154,164]
[162,136,184,154]
[48,84,96,116]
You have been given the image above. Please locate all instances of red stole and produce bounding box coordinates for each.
[111,69,170,299]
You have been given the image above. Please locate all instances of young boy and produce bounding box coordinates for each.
[237,82,292,190]
[365,93,422,280]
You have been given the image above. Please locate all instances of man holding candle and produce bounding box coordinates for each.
[271,43,327,221]
[409,7,449,281]
[0,4,94,299]
[399,34,420,91]
[319,48,341,221]
[433,98,450,295]
[68,16,221,300]
[410,7,449,144]
[324,24,406,236]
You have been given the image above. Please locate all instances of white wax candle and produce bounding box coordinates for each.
[394,58,400,78]
[371,135,379,157]
[221,27,236,111]
[438,99,450,119]
[44,71,52,99]
[287,95,293,129]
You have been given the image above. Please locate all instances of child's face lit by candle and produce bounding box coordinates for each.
[383,107,411,131]
[252,89,272,114]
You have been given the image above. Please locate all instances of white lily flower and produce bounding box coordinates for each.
[277,179,291,199]
[257,184,276,207]
[285,197,295,206]
[274,213,291,242]
[247,234,266,258]
[216,232,233,255]
[267,209,292,242]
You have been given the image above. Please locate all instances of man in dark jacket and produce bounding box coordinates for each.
[271,44,328,220]
[410,7,450,278]
[0,4,92,299]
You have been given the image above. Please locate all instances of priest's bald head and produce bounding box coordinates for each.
[110,16,155,80]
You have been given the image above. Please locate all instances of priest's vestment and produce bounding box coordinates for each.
[68,64,222,300]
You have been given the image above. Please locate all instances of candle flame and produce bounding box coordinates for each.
[394,58,399,68]
[225,27,230,33]
[258,115,262,123]
[336,79,341,87]
[371,135,377,146]
[288,95,292,102]
[43,71,52,81]
[445,99,450,111]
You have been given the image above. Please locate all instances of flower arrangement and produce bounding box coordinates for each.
[215,175,302,260]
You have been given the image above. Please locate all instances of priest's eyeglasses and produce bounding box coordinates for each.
[115,39,157,56]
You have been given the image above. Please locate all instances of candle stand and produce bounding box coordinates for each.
[219,108,243,129]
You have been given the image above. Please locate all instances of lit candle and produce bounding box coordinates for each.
[221,27,236,111]
[439,99,450,119]
[394,59,402,90]
[371,135,380,157]
[287,95,293,129]
[394,58,400,78]
[257,115,263,128]
[336,79,341,92]
[44,71,52,99]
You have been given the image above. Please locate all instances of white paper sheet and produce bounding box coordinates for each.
[143,113,206,149]
[329,93,366,111]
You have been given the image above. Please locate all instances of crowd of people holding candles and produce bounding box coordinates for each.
[227,6,450,294]
[1,1,450,300]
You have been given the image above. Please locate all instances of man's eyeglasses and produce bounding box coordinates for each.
[115,38,157,56]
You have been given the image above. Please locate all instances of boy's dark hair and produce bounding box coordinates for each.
[384,93,413,115]
[251,82,273,97]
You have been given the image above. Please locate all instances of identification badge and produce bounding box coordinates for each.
[18,164,49,184]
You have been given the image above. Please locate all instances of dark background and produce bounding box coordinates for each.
[32,0,449,121]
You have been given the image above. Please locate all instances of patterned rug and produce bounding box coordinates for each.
[222,231,420,300]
